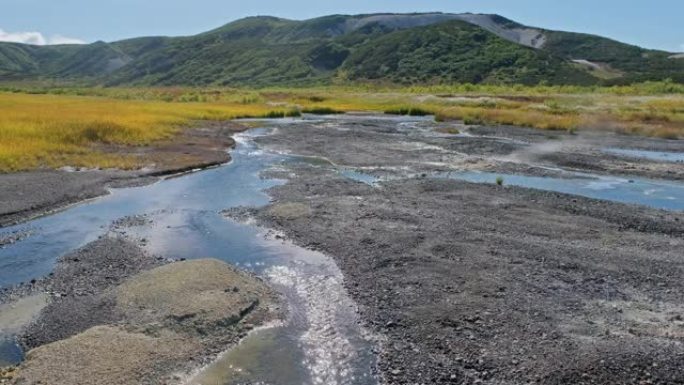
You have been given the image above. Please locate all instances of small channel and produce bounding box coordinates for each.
[339,169,684,211]
[603,148,684,163]
[0,121,378,385]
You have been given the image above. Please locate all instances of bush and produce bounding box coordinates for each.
[261,109,301,118]
[302,107,344,115]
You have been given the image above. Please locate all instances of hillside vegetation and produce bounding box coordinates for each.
[0,13,682,86]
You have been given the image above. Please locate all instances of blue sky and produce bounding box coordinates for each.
[1,0,682,51]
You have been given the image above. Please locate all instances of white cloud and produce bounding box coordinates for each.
[0,29,46,45]
[0,28,85,45]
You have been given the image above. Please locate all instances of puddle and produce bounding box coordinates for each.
[0,294,49,366]
[0,338,22,367]
[604,148,684,163]
[0,122,378,384]
[339,169,381,186]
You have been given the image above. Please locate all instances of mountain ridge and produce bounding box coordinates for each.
[1,12,682,86]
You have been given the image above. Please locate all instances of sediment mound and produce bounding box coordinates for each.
[6,239,279,385]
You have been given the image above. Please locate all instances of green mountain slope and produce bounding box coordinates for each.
[0,13,681,86]
[339,20,596,85]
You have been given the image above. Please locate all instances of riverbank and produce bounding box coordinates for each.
[0,235,280,385]
[240,115,684,384]
[0,121,246,228]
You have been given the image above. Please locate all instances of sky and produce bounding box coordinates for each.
[0,0,682,52]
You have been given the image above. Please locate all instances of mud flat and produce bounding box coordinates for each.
[246,115,684,384]
[0,122,245,228]
[0,236,279,385]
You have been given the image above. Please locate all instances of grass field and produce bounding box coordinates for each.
[1,83,683,172]
[0,92,299,172]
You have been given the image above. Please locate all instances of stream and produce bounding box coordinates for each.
[0,123,377,385]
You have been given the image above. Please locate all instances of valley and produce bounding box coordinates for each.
[0,8,683,385]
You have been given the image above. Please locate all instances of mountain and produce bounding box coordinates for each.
[0,13,682,86]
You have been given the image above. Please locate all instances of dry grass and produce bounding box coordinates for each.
[0,92,298,172]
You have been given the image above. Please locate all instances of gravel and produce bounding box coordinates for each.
[243,117,684,384]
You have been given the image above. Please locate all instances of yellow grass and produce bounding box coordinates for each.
[0,92,297,172]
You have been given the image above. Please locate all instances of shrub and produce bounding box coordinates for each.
[302,107,344,115]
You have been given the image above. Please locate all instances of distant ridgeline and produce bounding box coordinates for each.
[1,13,683,86]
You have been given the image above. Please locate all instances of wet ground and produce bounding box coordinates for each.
[1,114,684,384]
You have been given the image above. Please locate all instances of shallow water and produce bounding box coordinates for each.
[0,338,22,367]
[446,171,684,211]
[604,148,684,163]
[339,168,684,211]
[0,122,377,384]
[0,294,48,366]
